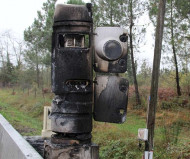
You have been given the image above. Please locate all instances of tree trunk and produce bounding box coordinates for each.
[129,0,141,106]
[0,47,5,68]
[36,49,40,88]
[41,64,44,89]
[170,0,181,96]
[145,0,166,151]
[110,0,113,26]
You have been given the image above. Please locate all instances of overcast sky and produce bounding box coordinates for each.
[0,0,45,38]
[0,0,90,38]
[0,0,154,66]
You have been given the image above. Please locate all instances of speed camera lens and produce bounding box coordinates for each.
[103,40,122,60]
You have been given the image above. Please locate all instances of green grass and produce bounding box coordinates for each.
[92,109,190,159]
[0,88,51,136]
[116,114,146,134]
[0,101,42,135]
[92,114,147,159]
[0,88,190,158]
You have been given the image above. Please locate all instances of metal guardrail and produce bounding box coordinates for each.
[0,114,43,159]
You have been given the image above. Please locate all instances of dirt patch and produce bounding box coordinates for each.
[16,126,36,135]
[13,122,36,135]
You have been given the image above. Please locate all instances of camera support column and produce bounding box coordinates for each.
[44,2,99,159]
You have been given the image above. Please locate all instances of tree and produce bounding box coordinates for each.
[146,0,166,151]
[129,0,141,106]
[92,0,148,106]
[24,0,55,88]
[174,0,190,19]
[67,0,85,5]
[24,23,42,88]
[125,0,148,106]
[140,60,152,79]
[6,33,23,70]
[170,0,181,96]
[0,32,17,86]
[125,53,133,83]
[175,1,190,75]
[91,0,128,27]
[149,0,190,96]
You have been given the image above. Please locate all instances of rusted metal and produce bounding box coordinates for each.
[94,75,129,123]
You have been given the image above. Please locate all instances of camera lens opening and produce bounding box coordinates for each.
[103,40,122,60]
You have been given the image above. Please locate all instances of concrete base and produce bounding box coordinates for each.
[41,106,55,138]
[0,114,43,159]
[44,140,99,159]
[42,130,55,138]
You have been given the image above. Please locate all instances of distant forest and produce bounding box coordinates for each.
[0,0,189,100]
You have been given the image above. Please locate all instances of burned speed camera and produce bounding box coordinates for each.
[93,27,129,123]
[51,2,128,138]
[46,3,129,159]
[94,27,128,73]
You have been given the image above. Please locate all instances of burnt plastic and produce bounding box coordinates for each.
[94,27,128,73]
[93,27,129,123]
[94,75,129,123]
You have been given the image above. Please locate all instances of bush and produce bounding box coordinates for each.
[160,97,190,110]
[99,139,142,159]
[158,88,176,101]
[160,101,177,109]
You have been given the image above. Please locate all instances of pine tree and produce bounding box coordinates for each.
[149,0,190,96]
[91,0,128,27]
[67,0,85,5]
[24,0,55,88]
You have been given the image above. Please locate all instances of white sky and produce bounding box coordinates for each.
[0,0,46,38]
[0,0,90,38]
[0,0,154,67]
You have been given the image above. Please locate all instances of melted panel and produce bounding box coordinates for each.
[94,76,129,123]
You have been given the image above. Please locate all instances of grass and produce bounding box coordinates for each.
[0,87,190,158]
[92,116,145,159]
[0,101,42,135]
[0,87,52,136]
[116,113,146,134]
